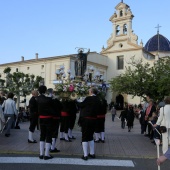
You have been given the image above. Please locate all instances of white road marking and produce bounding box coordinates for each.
[0,157,134,167]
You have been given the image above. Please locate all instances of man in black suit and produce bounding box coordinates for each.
[28,90,38,143]
[47,88,62,153]
[37,85,53,160]
[78,87,101,160]
[94,98,107,143]
[68,100,78,140]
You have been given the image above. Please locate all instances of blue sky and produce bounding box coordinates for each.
[0,0,169,64]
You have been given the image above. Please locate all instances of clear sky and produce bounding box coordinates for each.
[0,0,169,64]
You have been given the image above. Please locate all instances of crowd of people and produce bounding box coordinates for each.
[109,95,170,166]
[1,89,170,165]
[0,86,108,161]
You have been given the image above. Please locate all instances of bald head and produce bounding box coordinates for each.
[32,90,38,97]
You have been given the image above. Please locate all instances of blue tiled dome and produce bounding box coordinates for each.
[144,34,170,52]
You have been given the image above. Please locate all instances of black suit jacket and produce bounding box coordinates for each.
[37,94,53,116]
[78,95,101,118]
[29,96,38,114]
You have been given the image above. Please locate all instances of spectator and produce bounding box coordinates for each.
[153,96,170,154]
[126,105,135,132]
[144,99,156,138]
[2,92,18,137]
[119,107,127,129]
[111,106,116,122]
[138,105,146,134]
[149,112,159,144]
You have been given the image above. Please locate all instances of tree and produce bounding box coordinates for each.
[1,67,43,110]
[109,57,170,102]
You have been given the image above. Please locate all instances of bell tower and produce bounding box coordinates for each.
[106,1,138,48]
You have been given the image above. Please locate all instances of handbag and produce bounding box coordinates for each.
[160,107,167,133]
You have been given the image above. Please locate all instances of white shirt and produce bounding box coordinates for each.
[156,105,170,128]
[2,98,18,115]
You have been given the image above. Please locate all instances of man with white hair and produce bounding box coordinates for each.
[78,87,101,160]
[28,90,39,143]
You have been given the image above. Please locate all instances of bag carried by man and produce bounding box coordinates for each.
[160,107,167,133]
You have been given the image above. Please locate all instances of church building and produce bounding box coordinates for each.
[101,0,170,104]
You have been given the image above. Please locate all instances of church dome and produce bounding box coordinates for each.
[144,34,170,52]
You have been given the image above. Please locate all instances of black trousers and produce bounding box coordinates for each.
[60,116,70,133]
[29,112,39,132]
[52,119,60,138]
[95,118,105,133]
[82,118,96,142]
[39,118,53,143]
[141,123,146,134]
[147,122,152,137]
[69,115,76,130]
[121,121,125,129]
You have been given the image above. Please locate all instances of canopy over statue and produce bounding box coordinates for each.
[75,48,90,78]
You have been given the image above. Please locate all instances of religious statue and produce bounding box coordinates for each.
[75,48,90,78]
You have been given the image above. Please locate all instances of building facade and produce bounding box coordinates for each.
[101,1,170,104]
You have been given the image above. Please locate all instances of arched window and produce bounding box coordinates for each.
[116,25,120,35]
[123,24,127,34]
[120,10,123,17]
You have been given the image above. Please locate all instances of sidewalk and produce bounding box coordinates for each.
[0,111,158,158]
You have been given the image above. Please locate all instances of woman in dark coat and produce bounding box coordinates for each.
[138,104,146,134]
[126,105,135,132]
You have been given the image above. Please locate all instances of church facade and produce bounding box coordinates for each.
[101,1,170,104]
[0,1,170,105]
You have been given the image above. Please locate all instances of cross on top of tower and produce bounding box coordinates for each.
[155,24,161,34]
[121,0,123,3]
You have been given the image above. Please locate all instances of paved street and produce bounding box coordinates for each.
[0,111,170,169]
